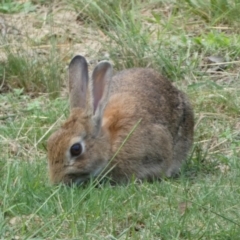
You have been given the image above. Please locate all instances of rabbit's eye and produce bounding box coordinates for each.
[70,143,82,157]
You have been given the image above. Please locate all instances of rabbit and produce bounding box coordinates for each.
[47,55,194,185]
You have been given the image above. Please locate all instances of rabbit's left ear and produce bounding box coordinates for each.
[90,61,113,133]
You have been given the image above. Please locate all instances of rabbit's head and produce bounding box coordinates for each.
[47,56,112,185]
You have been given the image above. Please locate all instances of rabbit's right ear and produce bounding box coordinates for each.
[69,55,89,110]
[91,61,112,135]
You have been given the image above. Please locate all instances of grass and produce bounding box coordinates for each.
[0,0,35,14]
[0,0,240,239]
[184,0,240,25]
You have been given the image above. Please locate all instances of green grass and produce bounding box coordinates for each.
[0,0,35,13]
[0,0,240,239]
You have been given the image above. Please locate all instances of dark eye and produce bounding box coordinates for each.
[70,143,83,157]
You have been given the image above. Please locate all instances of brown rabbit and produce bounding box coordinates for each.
[47,55,194,185]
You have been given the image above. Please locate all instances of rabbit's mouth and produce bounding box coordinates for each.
[64,162,107,186]
[65,173,90,186]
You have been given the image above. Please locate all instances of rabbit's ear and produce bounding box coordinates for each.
[91,61,112,132]
[69,55,89,110]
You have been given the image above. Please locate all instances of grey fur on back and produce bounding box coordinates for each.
[103,68,194,181]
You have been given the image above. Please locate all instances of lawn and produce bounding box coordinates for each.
[0,0,240,239]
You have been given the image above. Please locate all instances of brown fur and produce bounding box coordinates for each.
[47,56,194,185]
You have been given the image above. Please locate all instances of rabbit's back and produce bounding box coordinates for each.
[107,68,189,136]
[102,68,194,180]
